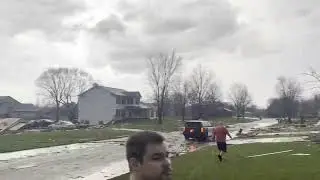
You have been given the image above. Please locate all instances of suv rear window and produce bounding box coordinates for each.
[185,122,202,128]
[202,121,212,127]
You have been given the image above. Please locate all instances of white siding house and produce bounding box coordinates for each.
[78,84,152,125]
[78,86,117,125]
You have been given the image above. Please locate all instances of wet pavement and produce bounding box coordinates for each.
[0,118,306,180]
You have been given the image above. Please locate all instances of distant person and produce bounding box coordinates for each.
[212,122,232,162]
[126,131,172,180]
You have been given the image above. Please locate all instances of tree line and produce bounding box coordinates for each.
[267,70,320,123]
[34,51,320,124]
[146,50,252,124]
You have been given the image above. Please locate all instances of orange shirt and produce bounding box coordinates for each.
[213,126,230,142]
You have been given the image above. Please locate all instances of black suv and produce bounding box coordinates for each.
[182,120,214,141]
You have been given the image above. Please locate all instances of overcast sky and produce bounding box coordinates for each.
[0,0,320,108]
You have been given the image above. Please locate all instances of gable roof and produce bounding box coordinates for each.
[13,103,38,112]
[0,96,20,104]
[79,85,142,97]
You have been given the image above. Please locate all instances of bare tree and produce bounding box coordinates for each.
[189,64,220,118]
[171,76,190,121]
[147,50,182,124]
[303,68,320,91]
[229,83,252,118]
[276,76,302,123]
[36,68,93,121]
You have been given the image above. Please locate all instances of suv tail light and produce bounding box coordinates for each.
[201,128,205,133]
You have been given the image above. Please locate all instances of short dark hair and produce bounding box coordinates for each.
[126,131,165,163]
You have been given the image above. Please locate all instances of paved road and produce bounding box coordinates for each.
[0,142,125,180]
[0,118,278,180]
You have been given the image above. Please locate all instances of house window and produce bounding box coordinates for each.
[128,98,133,104]
[136,98,140,104]
[122,99,126,104]
[116,96,121,104]
[116,109,121,116]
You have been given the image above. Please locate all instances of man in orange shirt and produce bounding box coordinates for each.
[213,122,232,162]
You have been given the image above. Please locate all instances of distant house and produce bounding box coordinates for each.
[78,84,153,125]
[191,102,233,119]
[0,96,38,120]
[10,103,38,120]
[0,96,20,118]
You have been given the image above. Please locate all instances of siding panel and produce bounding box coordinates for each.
[78,87,116,125]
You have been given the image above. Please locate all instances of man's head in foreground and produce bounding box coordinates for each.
[126,131,172,180]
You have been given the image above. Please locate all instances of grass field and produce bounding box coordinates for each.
[0,128,134,153]
[111,117,182,132]
[111,116,256,132]
[111,142,320,180]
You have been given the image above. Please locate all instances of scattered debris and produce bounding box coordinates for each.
[0,118,27,134]
[10,163,38,170]
[309,133,320,143]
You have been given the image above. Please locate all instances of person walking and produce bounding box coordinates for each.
[212,122,232,162]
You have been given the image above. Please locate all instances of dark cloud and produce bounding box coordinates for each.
[93,14,126,35]
[0,0,86,37]
[87,0,240,73]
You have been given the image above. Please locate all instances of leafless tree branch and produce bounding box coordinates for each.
[189,64,220,118]
[147,50,182,124]
[35,67,93,121]
[229,83,252,118]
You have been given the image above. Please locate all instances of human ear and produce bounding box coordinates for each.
[128,158,141,171]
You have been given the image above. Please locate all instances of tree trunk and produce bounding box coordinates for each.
[159,102,163,124]
[182,105,186,122]
[55,102,60,122]
[157,101,163,124]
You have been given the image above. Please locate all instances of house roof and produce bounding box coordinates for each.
[79,85,142,97]
[0,96,19,104]
[0,96,10,101]
[14,103,38,112]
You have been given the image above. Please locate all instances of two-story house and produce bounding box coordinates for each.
[78,84,152,125]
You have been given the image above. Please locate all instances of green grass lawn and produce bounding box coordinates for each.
[111,117,182,132]
[111,116,256,132]
[112,142,320,180]
[210,116,257,125]
[0,128,134,153]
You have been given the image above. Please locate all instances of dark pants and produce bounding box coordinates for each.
[217,142,227,152]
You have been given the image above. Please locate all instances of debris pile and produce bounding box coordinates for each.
[309,133,320,143]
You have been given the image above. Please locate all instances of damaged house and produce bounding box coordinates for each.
[0,96,38,120]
